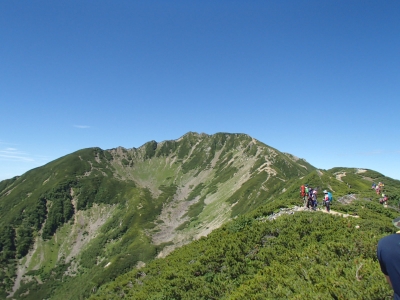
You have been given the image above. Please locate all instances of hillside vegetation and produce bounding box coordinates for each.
[0,132,316,299]
[91,208,395,299]
[90,169,400,299]
[1,133,399,299]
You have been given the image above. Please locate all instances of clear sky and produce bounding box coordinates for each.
[1,1,399,181]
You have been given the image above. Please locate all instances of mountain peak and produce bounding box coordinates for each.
[2,132,397,299]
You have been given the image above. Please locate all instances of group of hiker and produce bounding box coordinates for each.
[300,181,389,210]
[300,184,333,212]
[297,183,399,297]
[372,182,389,205]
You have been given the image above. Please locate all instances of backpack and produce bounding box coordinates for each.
[327,192,333,202]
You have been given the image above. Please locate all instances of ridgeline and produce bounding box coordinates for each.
[0,132,399,299]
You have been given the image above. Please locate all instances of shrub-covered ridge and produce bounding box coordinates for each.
[91,199,396,299]
[1,133,399,299]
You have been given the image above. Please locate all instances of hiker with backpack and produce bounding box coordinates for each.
[323,190,332,212]
[304,185,309,207]
[384,194,388,205]
[300,184,306,204]
[312,189,318,210]
[380,194,389,205]
[306,187,316,210]
[376,185,381,195]
[306,187,312,209]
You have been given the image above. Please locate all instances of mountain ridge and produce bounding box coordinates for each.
[1,132,398,299]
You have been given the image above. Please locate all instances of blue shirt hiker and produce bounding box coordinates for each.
[377,217,400,299]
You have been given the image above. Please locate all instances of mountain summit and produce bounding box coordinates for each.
[2,132,398,299]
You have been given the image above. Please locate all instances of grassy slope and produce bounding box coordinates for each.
[105,133,315,255]
[90,169,400,300]
[11,183,179,300]
[1,132,357,300]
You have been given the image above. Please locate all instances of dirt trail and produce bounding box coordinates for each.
[335,172,346,182]
[260,205,359,222]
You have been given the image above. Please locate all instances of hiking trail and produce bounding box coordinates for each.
[258,205,359,222]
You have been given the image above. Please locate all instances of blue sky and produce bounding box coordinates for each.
[1,1,399,181]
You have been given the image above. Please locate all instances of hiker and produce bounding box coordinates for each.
[380,194,389,205]
[304,185,309,207]
[372,182,377,190]
[376,185,381,195]
[323,190,331,212]
[377,217,400,299]
[300,184,306,202]
[306,187,313,209]
[312,189,318,210]
[307,188,317,210]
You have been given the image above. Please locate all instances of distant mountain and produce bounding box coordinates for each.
[0,132,316,299]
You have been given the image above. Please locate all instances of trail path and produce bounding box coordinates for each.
[261,205,359,222]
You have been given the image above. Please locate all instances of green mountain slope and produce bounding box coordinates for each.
[0,132,316,299]
[90,168,400,300]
